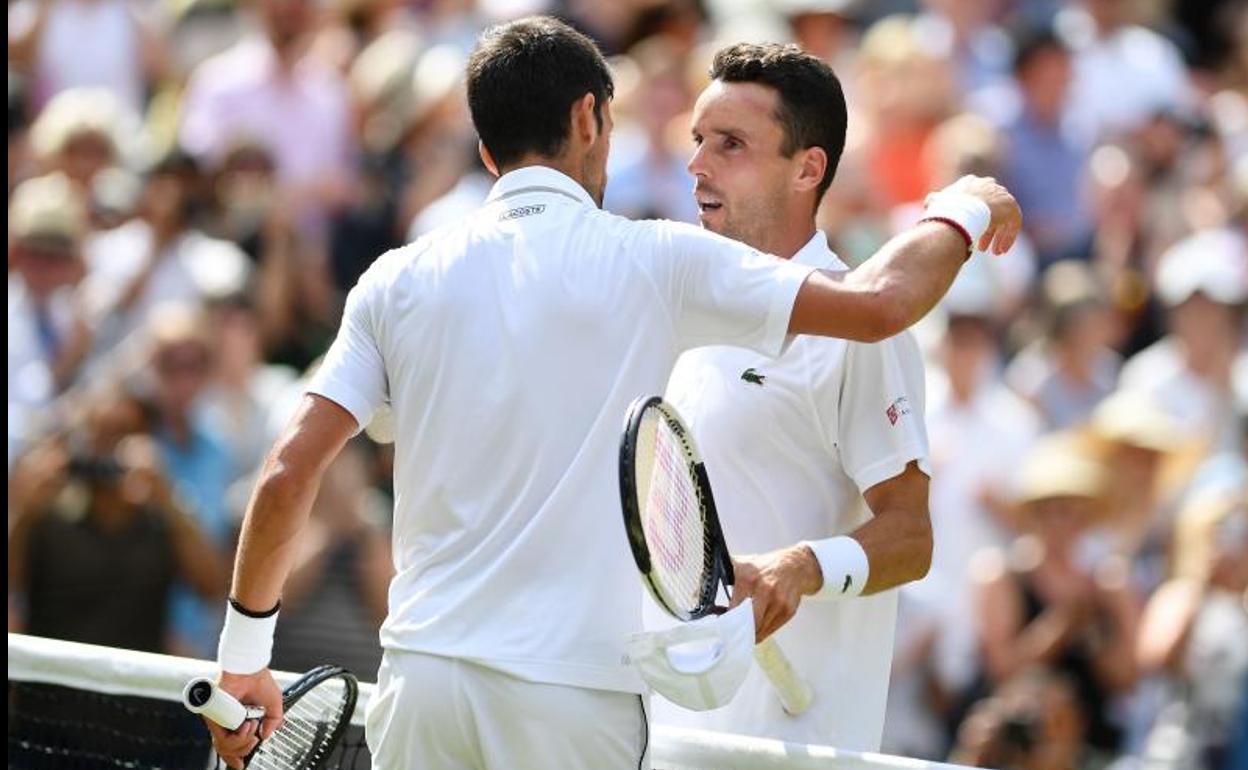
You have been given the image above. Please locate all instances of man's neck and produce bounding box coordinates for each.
[748,222,818,262]
[497,155,597,203]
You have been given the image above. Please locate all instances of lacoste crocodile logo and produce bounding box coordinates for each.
[741,368,766,386]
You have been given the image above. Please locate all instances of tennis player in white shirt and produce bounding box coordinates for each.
[655,43,933,751]
[205,17,1021,770]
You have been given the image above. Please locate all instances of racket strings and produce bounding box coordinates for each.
[247,683,348,769]
[638,410,714,615]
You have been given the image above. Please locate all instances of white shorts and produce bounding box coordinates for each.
[365,650,651,770]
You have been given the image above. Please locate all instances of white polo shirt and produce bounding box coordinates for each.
[306,166,814,693]
[655,232,929,750]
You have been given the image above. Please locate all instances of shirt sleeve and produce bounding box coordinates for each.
[834,331,931,493]
[305,276,388,433]
[647,220,815,356]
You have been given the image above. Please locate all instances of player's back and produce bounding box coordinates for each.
[308,166,812,694]
[354,180,682,693]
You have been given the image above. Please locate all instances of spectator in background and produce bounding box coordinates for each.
[178,0,356,223]
[270,440,392,680]
[916,0,1014,101]
[143,304,234,657]
[1119,228,1248,454]
[950,666,1088,770]
[1137,489,1248,770]
[6,0,168,115]
[8,173,92,467]
[196,293,298,484]
[1059,0,1192,145]
[855,14,956,207]
[998,25,1094,266]
[918,280,1042,730]
[604,36,698,222]
[779,0,860,78]
[83,148,251,354]
[27,87,130,192]
[1079,394,1198,677]
[1007,261,1120,429]
[973,432,1139,761]
[7,389,225,652]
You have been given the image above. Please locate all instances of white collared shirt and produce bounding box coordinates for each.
[656,231,930,750]
[306,166,814,692]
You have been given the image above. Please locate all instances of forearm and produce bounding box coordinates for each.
[789,223,967,342]
[230,460,326,611]
[846,223,969,334]
[845,508,932,595]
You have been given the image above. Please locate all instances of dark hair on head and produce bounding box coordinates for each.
[709,42,847,203]
[1011,25,1066,75]
[467,16,614,169]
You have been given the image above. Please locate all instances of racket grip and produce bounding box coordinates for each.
[183,677,267,730]
[753,638,814,716]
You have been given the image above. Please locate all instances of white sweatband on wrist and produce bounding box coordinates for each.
[804,536,869,601]
[217,599,279,674]
[919,190,992,255]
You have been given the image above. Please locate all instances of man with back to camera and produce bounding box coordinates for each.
[654,42,933,751]
[205,16,1021,770]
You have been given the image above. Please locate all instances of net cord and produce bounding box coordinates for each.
[10,633,972,770]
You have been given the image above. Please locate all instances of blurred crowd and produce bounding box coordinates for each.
[5,1,1247,769]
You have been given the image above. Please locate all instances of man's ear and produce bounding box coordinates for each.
[479,141,499,177]
[570,92,599,147]
[794,146,827,195]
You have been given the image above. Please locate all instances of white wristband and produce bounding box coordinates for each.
[804,536,869,600]
[919,190,992,254]
[217,599,279,675]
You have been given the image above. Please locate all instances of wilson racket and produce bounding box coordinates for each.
[620,395,814,715]
[184,665,357,769]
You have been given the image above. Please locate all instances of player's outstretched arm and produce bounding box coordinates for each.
[730,462,931,642]
[788,176,1020,342]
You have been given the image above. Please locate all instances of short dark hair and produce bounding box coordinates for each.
[709,43,847,202]
[467,16,614,169]
[1011,25,1066,75]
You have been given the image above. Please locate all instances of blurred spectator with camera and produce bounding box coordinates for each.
[952,666,1088,770]
[7,388,225,652]
[136,304,234,656]
[8,172,93,468]
[973,432,1139,761]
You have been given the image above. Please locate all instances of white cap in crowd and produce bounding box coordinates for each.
[1154,227,1248,307]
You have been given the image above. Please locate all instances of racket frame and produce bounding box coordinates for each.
[620,396,732,620]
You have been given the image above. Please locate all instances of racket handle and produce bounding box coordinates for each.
[753,638,814,716]
[183,677,267,730]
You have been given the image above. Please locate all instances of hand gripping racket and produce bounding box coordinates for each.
[184,665,357,769]
[620,395,814,715]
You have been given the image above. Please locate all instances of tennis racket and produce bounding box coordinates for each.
[184,665,358,770]
[619,395,814,715]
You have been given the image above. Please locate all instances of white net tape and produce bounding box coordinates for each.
[8,634,971,770]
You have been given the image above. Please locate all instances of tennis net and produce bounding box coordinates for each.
[9,633,969,770]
